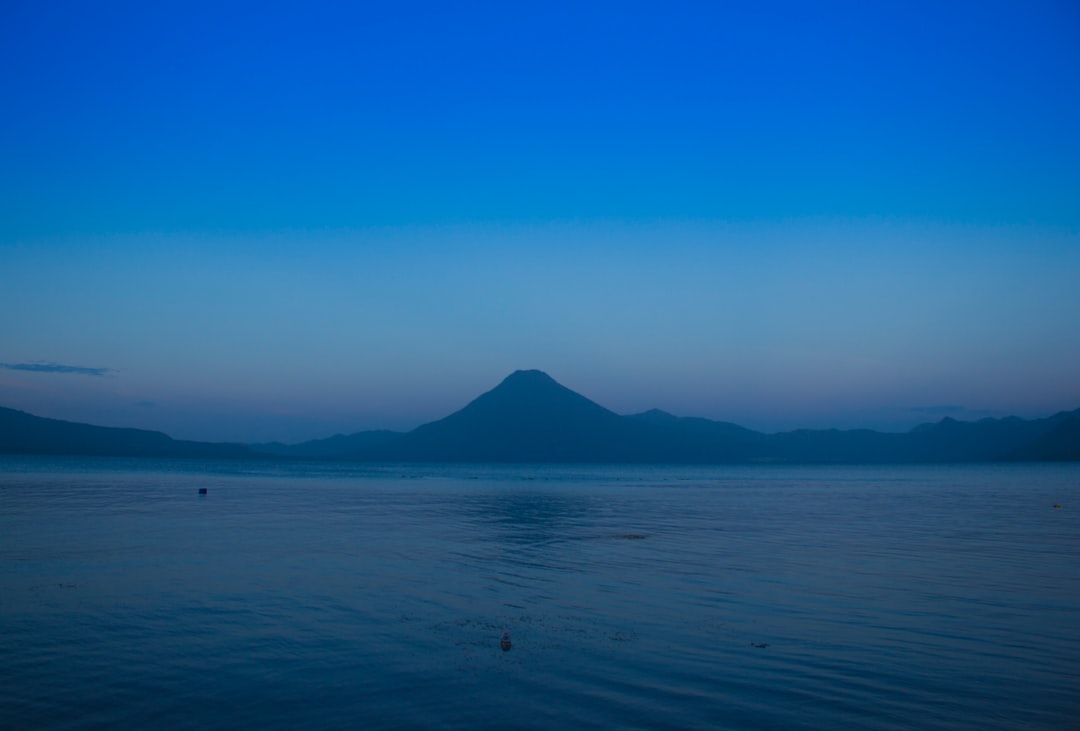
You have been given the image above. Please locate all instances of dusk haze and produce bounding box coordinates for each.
[2,2,1079,730]
[2,1,1079,443]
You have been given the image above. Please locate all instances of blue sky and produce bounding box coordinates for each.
[2,1,1078,442]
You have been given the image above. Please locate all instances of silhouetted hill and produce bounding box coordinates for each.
[626,409,769,462]
[900,414,1053,462]
[3,373,1077,462]
[220,374,1080,463]
[348,373,1079,463]
[756,410,1080,463]
[252,430,402,459]
[1004,414,1080,461]
[369,370,660,462]
[761,428,907,463]
[0,406,254,458]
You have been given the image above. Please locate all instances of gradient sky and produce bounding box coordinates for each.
[2,1,1079,443]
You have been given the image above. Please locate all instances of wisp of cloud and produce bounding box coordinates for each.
[0,362,112,377]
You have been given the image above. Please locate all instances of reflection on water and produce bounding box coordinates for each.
[1,459,1079,730]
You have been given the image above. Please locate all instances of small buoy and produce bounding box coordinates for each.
[500,630,512,652]
[198,488,208,495]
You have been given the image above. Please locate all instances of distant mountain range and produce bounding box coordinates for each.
[0,405,253,459]
[3,370,1079,462]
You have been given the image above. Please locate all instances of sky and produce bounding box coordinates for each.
[2,1,1079,443]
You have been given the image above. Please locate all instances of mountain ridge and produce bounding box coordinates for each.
[2,371,1078,462]
[370,369,660,462]
[0,405,255,459]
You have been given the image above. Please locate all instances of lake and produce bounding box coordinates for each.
[1,458,1078,729]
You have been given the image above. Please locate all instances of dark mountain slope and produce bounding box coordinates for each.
[1005,414,1080,461]
[371,370,660,462]
[3,374,1077,463]
[626,409,768,462]
[244,375,1080,464]
[252,430,402,459]
[758,410,1080,463]
[902,410,1080,462]
[762,428,908,463]
[0,406,254,458]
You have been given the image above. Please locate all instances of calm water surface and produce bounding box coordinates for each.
[2,459,1078,730]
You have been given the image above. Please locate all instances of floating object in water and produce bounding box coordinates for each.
[1053,504,1061,509]
[500,630,512,652]
[198,488,208,495]
[750,642,769,649]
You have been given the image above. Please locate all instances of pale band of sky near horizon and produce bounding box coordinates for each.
[1,2,1078,442]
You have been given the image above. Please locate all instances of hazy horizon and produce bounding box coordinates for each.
[3,2,1078,443]
[3,367,1078,446]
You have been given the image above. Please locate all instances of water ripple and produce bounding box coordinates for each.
[2,459,1079,729]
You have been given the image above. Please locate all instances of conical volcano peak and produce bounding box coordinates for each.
[488,369,569,397]
[484,369,587,405]
[500,369,557,385]
[376,368,638,462]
